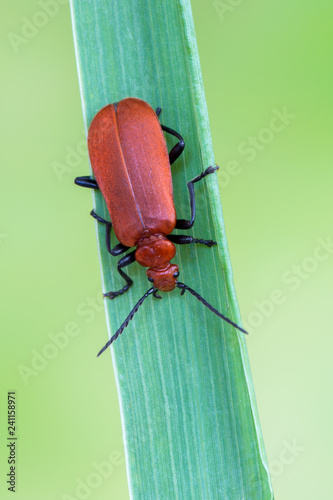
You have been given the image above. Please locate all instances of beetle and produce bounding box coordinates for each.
[75,97,247,356]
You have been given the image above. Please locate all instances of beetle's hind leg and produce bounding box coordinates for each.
[90,210,135,299]
[155,108,185,165]
[176,165,219,230]
[75,176,99,189]
[161,124,185,165]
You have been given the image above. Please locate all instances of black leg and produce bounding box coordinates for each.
[155,108,185,165]
[90,210,109,224]
[161,124,185,165]
[167,234,217,248]
[175,165,218,230]
[90,210,134,298]
[90,210,130,256]
[75,176,99,189]
[104,251,136,299]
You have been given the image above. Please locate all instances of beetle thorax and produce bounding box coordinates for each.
[135,234,179,292]
[135,234,176,268]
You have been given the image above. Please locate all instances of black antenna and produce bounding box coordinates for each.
[176,282,248,335]
[97,287,155,357]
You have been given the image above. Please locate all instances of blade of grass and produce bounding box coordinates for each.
[70,0,274,498]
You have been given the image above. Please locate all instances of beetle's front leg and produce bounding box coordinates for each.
[90,210,134,298]
[104,251,136,299]
[167,234,217,248]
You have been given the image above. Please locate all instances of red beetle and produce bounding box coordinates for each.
[75,98,247,355]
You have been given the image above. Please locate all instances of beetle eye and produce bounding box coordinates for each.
[173,271,179,278]
[148,277,154,283]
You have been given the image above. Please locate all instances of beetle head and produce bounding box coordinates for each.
[135,235,179,291]
[146,264,179,292]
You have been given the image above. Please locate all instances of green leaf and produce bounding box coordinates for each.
[69,0,274,498]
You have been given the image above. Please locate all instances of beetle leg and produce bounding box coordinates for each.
[75,176,99,189]
[156,107,185,163]
[161,124,185,165]
[90,210,130,256]
[175,165,219,230]
[90,210,109,224]
[104,251,136,299]
[167,234,217,248]
[110,243,131,256]
[153,288,162,299]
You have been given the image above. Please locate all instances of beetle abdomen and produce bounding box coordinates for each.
[88,98,176,247]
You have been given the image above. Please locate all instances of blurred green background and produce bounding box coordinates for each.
[1,1,332,499]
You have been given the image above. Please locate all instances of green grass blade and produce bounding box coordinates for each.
[69,0,274,498]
